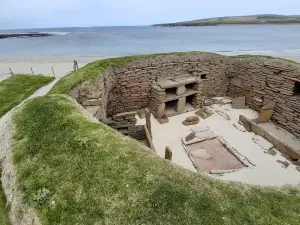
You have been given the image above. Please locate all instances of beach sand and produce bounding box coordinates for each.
[0,56,107,81]
[1,55,300,81]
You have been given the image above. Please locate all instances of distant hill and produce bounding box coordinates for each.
[154,14,300,27]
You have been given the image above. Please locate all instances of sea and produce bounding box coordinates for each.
[0,25,300,58]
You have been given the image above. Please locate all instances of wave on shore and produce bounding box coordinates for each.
[216,48,300,56]
[40,32,70,36]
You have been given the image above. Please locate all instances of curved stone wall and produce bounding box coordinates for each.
[227,57,300,137]
[70,53,300,139]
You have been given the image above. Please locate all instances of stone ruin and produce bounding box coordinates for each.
[70,53,300,154]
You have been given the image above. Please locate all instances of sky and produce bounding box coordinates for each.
[1,0,300,29]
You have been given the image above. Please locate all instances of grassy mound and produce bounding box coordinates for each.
[11,95,300,225]
[49,52,218,95]
[49,52,299,96]
[0,75,54,117]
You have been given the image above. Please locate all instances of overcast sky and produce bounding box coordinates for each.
[1,0,300,29]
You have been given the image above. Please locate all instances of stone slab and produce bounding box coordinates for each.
[157,79,180,89]
[173,77,197,85]
[252,135,274,150]
[230,77,243,87]
[177,97,186,113]
[232,96,247,109]
[113,111,136,119]
[195,130,216,141]
[176,85,186,95]
[191,126,210,133]
[239,115,300,160]
[157,103,165,118]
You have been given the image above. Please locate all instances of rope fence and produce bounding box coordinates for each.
[0,66,56,81]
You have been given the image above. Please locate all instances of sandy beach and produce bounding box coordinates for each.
[1,55,300,81]
[0,56,108,81]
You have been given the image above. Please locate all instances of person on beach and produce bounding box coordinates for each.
[73,60,79,71]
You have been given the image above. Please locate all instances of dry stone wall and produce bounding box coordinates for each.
[70,53,300,139]
[227,57,300,138]
[71,53,229,138]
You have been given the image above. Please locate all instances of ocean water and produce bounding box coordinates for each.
[0,25,300,58]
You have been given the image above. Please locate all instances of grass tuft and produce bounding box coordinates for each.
[0,75,54,117]
[11,95,300,225]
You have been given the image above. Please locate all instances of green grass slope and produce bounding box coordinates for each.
[0,75,54,117]
[154,14,300,26]
[11,95,300,225]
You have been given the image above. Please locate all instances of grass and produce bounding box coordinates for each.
[228,54,300,65]
[0,179,10,225]
[48,52,218,95]
[11,94,300,225]
[0,75,54,117]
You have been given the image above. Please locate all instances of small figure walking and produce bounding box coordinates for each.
[73,60,79,71]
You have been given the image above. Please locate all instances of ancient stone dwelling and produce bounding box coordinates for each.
[70,53,300,142]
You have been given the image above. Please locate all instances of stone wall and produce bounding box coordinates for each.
[70,53,300,139]
[70,53,229,139]
[227,57,300,138]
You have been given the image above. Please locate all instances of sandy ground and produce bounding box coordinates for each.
[1,55,300,81]
[0,56,107,81]
[137,102,300,186]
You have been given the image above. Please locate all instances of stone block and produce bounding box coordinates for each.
[186,116,199,122]
[185,132,196,141]
[138,109,146,119]
[182,116,200,126]
[232,97,247,109]
[203,98,214,106]
[176,85,186,95]
[157,103,165,118]
[158,114,169,124]
[256,101,276,124]
[230,78,243,87]
[177,97,186,113]
[165,147,172,161]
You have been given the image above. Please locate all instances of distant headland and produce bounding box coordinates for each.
[0,33,53,40]
[153,14,300,27]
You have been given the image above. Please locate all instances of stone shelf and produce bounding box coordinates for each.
[165,89,199,102]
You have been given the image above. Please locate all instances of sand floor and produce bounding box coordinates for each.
[137,102,300,186]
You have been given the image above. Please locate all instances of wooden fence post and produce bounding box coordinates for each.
[30,67,34,75]
[51,67,55,77]
[9,68,13,76]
